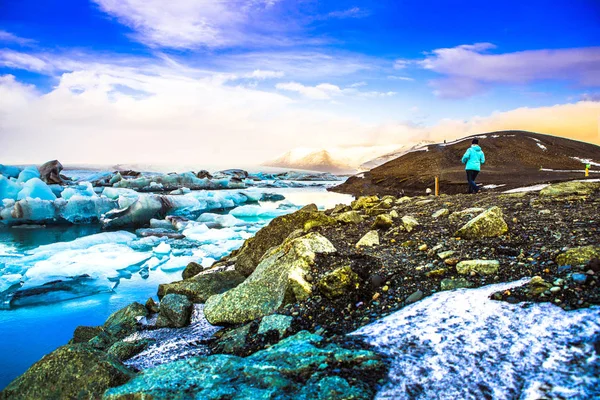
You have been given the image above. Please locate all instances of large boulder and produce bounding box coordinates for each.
[317,266,360,299]
[103,331,383,400]
[104,302,147,339]
[454,207,508,239]
[456,260,500,275]
[107,339,154,362]
[234,204,328,276]
[158,269,245,303]
[156,294,193,328]
[351,196,379,210]
[181,261,203,279]
[556,246,600,266]
[72,325,104,344]
[204,233,336,325]
[38,160,66,184]
[372,214,393,230]
[0,344,135,400]
[540,181,600,197]
[303,212,337,231]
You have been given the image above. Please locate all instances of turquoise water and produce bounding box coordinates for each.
[0,187,353,389]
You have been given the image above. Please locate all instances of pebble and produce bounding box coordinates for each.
[372,293,380,301]
[550,286,561,293]
[382,285,389,292]
[418,244,428,251]
[571,273,588,284]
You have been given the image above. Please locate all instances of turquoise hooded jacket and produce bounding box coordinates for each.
[462,145,485,171]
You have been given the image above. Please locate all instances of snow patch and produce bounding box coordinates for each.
[352,280,600,400]
[503,184,549,193]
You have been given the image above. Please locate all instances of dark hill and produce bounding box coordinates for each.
[332,131,600,196]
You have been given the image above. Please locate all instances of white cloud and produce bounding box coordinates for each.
[387,75,414,81]
[0,50,48,72]
[0,30,36,46]
[419,43,600,97]
[325,7,370,19]
[394,59,410,69]
[276,81,396,100]
[349,81,367,88]
[92,0,284,49]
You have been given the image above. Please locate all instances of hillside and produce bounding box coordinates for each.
[265,149,356,174]
[332,131,600,196]
[359,140,435,170]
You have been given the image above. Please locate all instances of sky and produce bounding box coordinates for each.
[0,0,599,167]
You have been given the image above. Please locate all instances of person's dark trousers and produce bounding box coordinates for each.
[466,170,479,193]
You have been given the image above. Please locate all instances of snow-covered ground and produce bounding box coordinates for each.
[353,280,600,399]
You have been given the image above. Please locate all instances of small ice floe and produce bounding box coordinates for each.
[352,280,600,400]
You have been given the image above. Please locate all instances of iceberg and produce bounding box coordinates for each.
[10,199,58,222]
[196,213,247,228]
[153,242,171,254]
[0,164,22,179]
[59,196,117,224]
[0,176,21,200]
[17,178,57,201]
[229,204,289,218]
[61,182,97,200]
[101,196,167,229]
[16,166,40,183]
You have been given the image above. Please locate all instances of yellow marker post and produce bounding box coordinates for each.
[585,163,590,177]
[435,176,439,196]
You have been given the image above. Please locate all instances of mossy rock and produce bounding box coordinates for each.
[234,204,321,276]
[540,181,600,197]
[103,302,147,339]
[158,269,245,302]
[556,246,600,266]
[103,331,383,400]
[371,214,393,230]
[351,196,380,210]
[303,212,337,231]
[456,260,500,275]
[401,215,419,232]
[107,339,154,362]
[317,266,360,299]
[71,325,104,344]
[454,207,508,239]
[0,344,135,400]
[156,294,193,328]
[356,231,379,248]
[204,233,336,325]
[335,210,363,224]
[181,261,203,279]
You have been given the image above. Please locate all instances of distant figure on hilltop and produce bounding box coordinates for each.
[462,139,486,194]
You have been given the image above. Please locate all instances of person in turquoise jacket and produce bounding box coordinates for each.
[461,139,485,193]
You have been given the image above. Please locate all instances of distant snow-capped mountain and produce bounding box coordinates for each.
[264,145,404,174]
[359,140,436,170]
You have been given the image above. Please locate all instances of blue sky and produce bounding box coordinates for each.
[0,0,599,165]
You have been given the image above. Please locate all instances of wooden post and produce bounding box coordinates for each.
[435,176,439,196]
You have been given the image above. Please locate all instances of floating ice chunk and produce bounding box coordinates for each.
[31,231,137,257]
[0,176,21,200]
[0,164,22,179]
[102,187,140,201]
[150,218,174,230]
[196,213,246,227]
[230,205,288,218]
[59,196,117,224]
[0,273,22,293]
[183,225,246,245]
[22,243,152,288]
[153,242,171,254]
[61,182,97,200]
[11,198,57,221]
[159,255,197,272]
[17,178,56,201]
[102,195,166,228]
[16,166,40,183]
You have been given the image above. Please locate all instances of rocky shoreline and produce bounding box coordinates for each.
[2,180,599,399]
